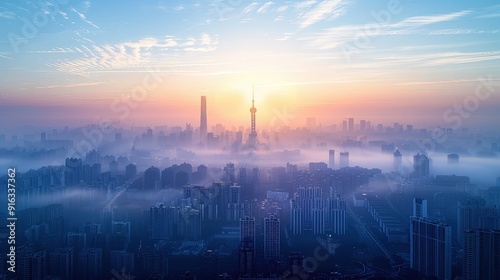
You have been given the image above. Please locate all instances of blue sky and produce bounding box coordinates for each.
[1,0,500,127]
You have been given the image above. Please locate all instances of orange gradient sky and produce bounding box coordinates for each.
[1,1,500,129]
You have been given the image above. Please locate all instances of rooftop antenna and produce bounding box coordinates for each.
[252,84,255,107]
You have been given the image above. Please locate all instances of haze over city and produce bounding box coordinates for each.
[1,1,500,280]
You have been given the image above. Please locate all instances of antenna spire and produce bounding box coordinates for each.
[252,84,255,107]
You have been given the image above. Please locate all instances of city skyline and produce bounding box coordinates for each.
[1,1,500,279]
[1,1,500,128]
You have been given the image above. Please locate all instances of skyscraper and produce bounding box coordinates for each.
[463,229,500,280]
[223,162,235,183]
[200,96,207,144]
[296,187,322,230]
[328,149,335,169]
[393,149,402,173]
[240,216,256,246]
[410,217,451,280]
[290,200,303,235]
[360,119,366,131]
[264,215,280,260]
[240,216,256,277]
[245,86,258,149]
[327,196,346,236]
[457,198,499,244]
[413,154,430,177]
[339,152,349,168]
[348,118,354,132]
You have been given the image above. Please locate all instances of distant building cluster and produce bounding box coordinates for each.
[0,94,499,279]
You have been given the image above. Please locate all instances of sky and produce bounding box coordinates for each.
[1,0,500,129]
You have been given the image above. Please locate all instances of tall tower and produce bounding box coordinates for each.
[246,85,258,148]
[200,96,207,143]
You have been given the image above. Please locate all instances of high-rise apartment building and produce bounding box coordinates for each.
[264,215,280,260]
[410,217,451,280]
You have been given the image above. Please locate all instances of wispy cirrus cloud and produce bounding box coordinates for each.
[257,2,274,13]
[394,10,471,27]
[423,51,500,66]
[302,9,474,50]
[50,34,219,75]
[0,54,13,60]
[242,2,260,15]
[0,10,15,19]
[34,81,105,89]
[394,78,500,86]
[70,6,99,29]
[375,51,500,66]
[298,0,351,28]
[428,29,499,35]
